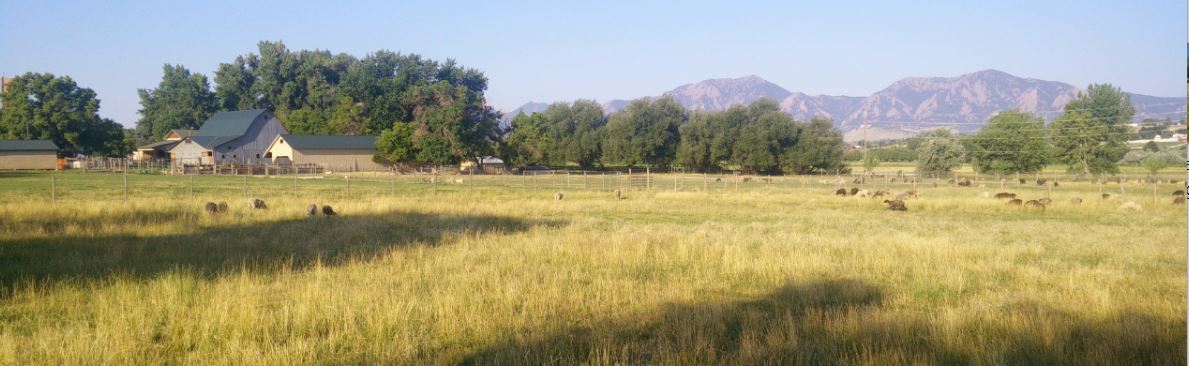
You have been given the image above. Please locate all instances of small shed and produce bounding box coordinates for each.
[0,140,59,170]
[479,156,506,174]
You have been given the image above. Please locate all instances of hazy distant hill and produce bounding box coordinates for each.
[504,70,1185,139]
[498,101,549,128]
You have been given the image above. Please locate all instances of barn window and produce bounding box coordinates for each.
[221,154,225,159]
[256,154,260,159]
[232,155,237,159]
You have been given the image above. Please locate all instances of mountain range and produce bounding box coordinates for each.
[504,70,1186,141]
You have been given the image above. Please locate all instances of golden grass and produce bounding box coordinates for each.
[0,172,1184,365]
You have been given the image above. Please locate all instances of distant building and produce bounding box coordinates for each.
[0,76,14,109]
[0,140,58,170]
[167,109,288,165]
[133,129,196,161]
[263,134,383,172]
[478,156,506,174]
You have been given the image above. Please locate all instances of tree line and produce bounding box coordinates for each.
[503,98,848,174]
[909,84,1181,177]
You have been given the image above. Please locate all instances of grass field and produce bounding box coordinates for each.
[0,170,1185,365]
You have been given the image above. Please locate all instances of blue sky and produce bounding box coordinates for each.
[1,0,1185,127]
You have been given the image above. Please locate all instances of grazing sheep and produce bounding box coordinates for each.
[1173,190,1185,196]
[1038,198,1052,205]
[307,204,318,217]
[1006,198,1023,206]
[994,192,1016,199]
[321,205,336,216]
[217,202,229,212]
[1101,193,1111,200]
[614,189,622,200]
[848,187,860,196]
[980,192,990,199]
[957,179,971,187]
[1173,197,1184,205]
[250,197,269,209]
[1119,201,1142,211]
[453,178,464,184]
[872,190,889,198]
[555,192,564,200]
[1018,178,1026,184]
[1053,181,1059,187]
[715,177,722,182]
[853,178,864,184]
[855,189,871,198]
[1024,200,1045,210]
[835,188,848,196]
[204,202,220,214]
[1069,197,1083,204]
[1036,178,1047,186]
[882,199,907,211]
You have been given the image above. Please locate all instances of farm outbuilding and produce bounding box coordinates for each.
[264,134,384,172]
[166,109,288,165]
[133,129,195,161]
[0,140,58,170]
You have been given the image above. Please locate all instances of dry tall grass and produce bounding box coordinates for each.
[0,172,1184,365]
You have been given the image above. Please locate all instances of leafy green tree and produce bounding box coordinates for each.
[861,153,880,174]
[0,72,126,156]
[968,110,1050,174]
[676,112,718,172]
[1142,140,1160,152]
[537,100,605,168]
[374,123,415,164]
[729,100,798,174]
[601,97,686,167]
[133,64,218,144]
[504,112,550,167]
[1141,153,1169,178]
[782,116,846,174]
[914,129,964,175]
[1051,84,1134,175]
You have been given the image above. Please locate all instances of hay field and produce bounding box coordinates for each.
[0,171,1184,365]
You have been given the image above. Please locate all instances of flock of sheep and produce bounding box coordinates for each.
[834,179,1185,212]
[203,198,337,217]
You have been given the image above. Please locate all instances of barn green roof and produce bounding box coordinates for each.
[0,140,58,151]
[279,134,377,150]
[197,109,267,137]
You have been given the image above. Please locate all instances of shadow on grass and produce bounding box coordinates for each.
[0,210,566,294]
[464,279,1185,365]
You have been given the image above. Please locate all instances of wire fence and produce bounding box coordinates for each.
[2,168,1184,207]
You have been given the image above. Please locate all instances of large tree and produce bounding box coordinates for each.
[601,97,686,167]
[212,41,500,165]
[0,72,127,156]
[914,129,965,175]
[1050,84,1134,175]
[783,116,846,174]
[731,100,798,174]
[542,100,605,169]
[133,64,218,143]
[968,110,1050,174]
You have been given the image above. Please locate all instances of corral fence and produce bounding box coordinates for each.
[3,162,1185,207]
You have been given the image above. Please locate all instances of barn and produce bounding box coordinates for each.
[0,140,58,170]
[264,134,384,172]
[167,109,288,165]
